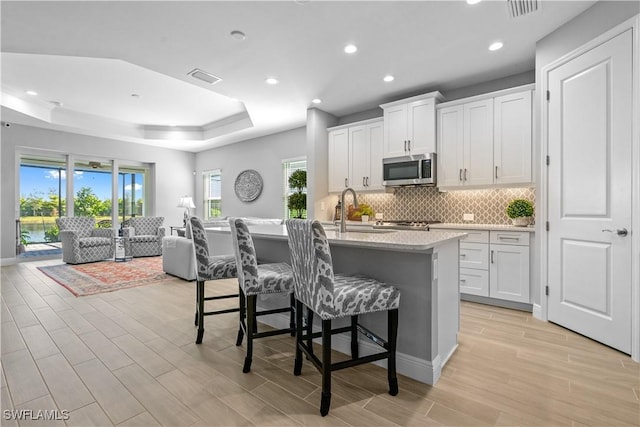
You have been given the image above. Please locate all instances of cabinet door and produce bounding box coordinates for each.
[463,99,494,186]
[367,121,385,191]
[459,242,489,270]
[328,129,350,192]
[407,98,436,154]
[349,125,368,191]
[494,90,532,185]
[437,105,464,187]
[460,268,489,297]
[489,244,530,303]
[383,104,408,157]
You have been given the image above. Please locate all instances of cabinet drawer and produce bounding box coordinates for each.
[490,231,530,246]
[459,242,489,270]
[460,230,489,243]
[460,268,489,297]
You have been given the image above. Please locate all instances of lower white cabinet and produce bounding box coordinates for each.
[448,229,531,304]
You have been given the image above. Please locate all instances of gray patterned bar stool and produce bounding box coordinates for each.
[229,218,295,373]
[189,216,238,344]
[285,219,400,416]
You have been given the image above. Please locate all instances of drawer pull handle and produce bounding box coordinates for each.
[498,236,520,241]
[460,279,466,283]
[460,254,466,258]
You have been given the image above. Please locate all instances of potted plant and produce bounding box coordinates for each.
[352,204,375,223]
[287,169,307,219]
[506,199,534,227]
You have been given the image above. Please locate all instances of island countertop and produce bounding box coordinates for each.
[205,224,466,253]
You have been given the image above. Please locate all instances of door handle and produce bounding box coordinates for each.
[495,166,498,179]
[404,140,407,151]
[490,250,494,264]
[602,228,628,237]
[366,177,369,186]
[363,177,366,187]
[464,168,468,181]
[459,169,463,181]
[407,140,411,151]
[344,178,348,187]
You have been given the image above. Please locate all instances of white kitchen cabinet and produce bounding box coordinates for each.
[328,128,350,192]
[437,85,533,189]
[493,90,532,184]
[441,228,531,304]
[380,92,443,157]
[328,119,384,193]
[490,243,530,303]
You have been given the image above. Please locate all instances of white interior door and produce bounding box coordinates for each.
[547,29,633,353]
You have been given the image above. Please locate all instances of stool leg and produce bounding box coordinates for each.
[289,293,296,336]
[243,294,255,373]
[320,318,332,417]
[388,309,399,396]
[195,280,205,344]
[350,315,359,359]
[236,285,246,346]
[194,281,200,326]
[293,300,303,376]
[306,308,314,357]
[251,296,258,334]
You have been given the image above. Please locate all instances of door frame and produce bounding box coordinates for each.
[539,15,640,361]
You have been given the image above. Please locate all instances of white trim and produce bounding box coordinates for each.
[326,117,383,132]
[540,15,640,360]
[437,83,536,109]
[1,258,19,266]
[259,312,445,385]
[532,303,543,320]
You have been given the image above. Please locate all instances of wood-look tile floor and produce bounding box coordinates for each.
[1,259,639,426]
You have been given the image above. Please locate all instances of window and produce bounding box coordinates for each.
[283,158,307,219]
[204,169,222,219]
[118,167,147,223]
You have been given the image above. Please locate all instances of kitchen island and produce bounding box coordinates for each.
[205,224,466,385]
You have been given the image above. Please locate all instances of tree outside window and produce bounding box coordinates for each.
[283,158,307,219]
[204,169,222,219]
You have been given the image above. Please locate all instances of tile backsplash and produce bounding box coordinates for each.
[349,187,536,225]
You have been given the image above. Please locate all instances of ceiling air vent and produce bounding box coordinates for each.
[187,68,222,85]
[507,0,540,18]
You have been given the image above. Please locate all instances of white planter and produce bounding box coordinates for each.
[361,215,369,223]
[511,217,530,227]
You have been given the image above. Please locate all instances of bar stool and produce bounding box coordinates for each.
[285,219,400,416]
[189,216,238,344]
[229,218,295,373]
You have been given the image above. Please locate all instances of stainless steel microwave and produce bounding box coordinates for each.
[382,153,436,186]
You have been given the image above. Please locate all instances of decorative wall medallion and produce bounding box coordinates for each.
[234,169,263,202]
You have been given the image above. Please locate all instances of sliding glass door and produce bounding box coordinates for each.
[118,167,146,225]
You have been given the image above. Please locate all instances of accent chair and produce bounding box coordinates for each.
[56,217,115,264]
[122,216,165,257]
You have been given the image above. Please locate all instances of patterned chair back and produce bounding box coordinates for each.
[56,217,96,238]
[129,217,164,236]
[229,218,261,295]
[285,219,335,319]
[189,216,212,282]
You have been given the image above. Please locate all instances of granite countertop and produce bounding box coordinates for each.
[430,223,536,232]
[205,224,466,252]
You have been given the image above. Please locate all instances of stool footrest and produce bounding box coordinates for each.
[204,293,239,302]
[203,307,240,316]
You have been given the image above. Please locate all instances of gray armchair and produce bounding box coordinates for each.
[122,217,165,257]
[56,217,115,264]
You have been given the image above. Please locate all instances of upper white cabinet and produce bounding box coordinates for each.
[328,119,384,193]
[437,85,533,189]
[380,91,443,157]
[493,90,532,185]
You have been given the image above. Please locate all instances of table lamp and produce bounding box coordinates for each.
[177,196,196,227]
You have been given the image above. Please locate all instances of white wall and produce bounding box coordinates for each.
[306,108,338,221]
[194,127,306,219]
[0,124,196,261]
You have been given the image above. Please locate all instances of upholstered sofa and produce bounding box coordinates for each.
[56,217,115,264]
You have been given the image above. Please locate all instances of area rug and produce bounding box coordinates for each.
[37,256,172,297]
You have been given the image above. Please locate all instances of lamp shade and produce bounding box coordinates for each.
[177,196,196,209]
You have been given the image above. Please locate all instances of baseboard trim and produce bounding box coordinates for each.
[258,312,442,385]
[532,303,543,320]
[461,294,533,312]
[1,257,18,266]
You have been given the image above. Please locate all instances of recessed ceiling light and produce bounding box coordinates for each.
[383,75,395,82]
[344,44,358,54]
[466,0,482,4]
[489,41,503,51]
[265,77,279,85]
[131,93,140,98]
[230,30,246,41]
[26,90,38,96]
[311,98,322,104]
[49,100,63,107]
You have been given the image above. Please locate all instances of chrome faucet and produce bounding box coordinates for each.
[339,187,359,233]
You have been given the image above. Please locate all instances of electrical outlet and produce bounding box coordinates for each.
[463,213,474,221]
